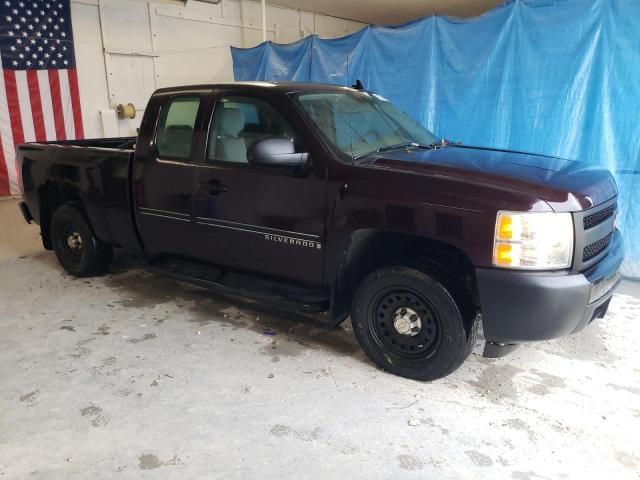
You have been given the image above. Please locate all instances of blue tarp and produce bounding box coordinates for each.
[231,0,640,278]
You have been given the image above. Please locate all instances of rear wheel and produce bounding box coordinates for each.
[351,266,477,381]
[51,204,113,277]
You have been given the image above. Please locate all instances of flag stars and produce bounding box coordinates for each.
[51,60,56,65]
[63,60,68,65]
[6,15,12,21]
[38,60,44,66]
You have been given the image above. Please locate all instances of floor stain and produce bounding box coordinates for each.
[511,471,551,480]
[138,453,183,470]
[80,404,109,427]
[60,326,75,332]
[614,451,639,469]
[504,418,537,443]
[528,368,566,395]
[126,333,157,344]
[269,424,321,442]
[607,383,640,396]
[397,454,424,471]
[270,424,291,438]
[419,417,450,435]
[19,389,39,404]
[467,363,524,401]
[466,450,493,467]
[93,324,110,336]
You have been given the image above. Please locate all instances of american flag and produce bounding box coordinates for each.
[0,0,83,195]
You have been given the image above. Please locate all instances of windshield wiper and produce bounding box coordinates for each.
[353,142,431,160]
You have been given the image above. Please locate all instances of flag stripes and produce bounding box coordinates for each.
[0,0,83,195]
[0,66,83,194]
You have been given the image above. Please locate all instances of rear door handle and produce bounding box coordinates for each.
[201,179,228,196]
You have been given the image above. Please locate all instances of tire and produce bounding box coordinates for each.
[50,204,113,277]
[351,265,477,381]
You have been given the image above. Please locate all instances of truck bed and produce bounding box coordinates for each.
[18,137,141,251]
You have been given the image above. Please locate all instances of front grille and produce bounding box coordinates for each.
[584,204,616,230]
[583,233,613,262]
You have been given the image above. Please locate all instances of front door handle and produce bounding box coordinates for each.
[201,179,228,196]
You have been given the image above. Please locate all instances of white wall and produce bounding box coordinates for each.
[70,0,365,138]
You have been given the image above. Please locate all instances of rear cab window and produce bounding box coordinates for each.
[156,96,201,160]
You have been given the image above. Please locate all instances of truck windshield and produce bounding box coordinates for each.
[297,91,439,160]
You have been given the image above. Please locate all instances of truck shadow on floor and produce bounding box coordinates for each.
[101,250,365,362]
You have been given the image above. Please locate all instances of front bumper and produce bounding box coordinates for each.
[476,229,623,356]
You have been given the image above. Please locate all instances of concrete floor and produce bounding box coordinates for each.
[0,196,639,480]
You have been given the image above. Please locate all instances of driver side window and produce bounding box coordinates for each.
[207,96,299,164]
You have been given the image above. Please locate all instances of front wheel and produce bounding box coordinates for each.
[351,266,477,381]
[51,204,113,277]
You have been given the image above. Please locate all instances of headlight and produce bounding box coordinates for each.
[493,211,574,269]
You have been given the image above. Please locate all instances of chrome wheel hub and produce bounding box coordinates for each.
[393,307,421,336]
[67,232,83,250]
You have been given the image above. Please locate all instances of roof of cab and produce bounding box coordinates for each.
[153,81,356,95]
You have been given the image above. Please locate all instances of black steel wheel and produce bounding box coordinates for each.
[351,266,477,381]
[370,288,442,359]
[51,204,113,277]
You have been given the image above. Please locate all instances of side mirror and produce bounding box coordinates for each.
[249,137,308,168]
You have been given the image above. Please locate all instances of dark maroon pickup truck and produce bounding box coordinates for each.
[17,82,623,380]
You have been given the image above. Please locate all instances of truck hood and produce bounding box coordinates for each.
[367,145,617,211]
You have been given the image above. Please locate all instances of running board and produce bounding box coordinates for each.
[146,256,330,314]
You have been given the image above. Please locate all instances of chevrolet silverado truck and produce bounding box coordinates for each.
[17,82,623,380]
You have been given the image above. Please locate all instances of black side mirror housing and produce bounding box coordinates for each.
[249,138,308,168]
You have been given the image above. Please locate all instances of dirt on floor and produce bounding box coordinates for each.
[1,198,639,480]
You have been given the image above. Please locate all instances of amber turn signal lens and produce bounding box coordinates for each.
[497,215,513,240]
[494,243,513,265]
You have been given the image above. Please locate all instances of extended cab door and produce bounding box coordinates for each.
[133,89,210,257]
[192,92,326,286]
